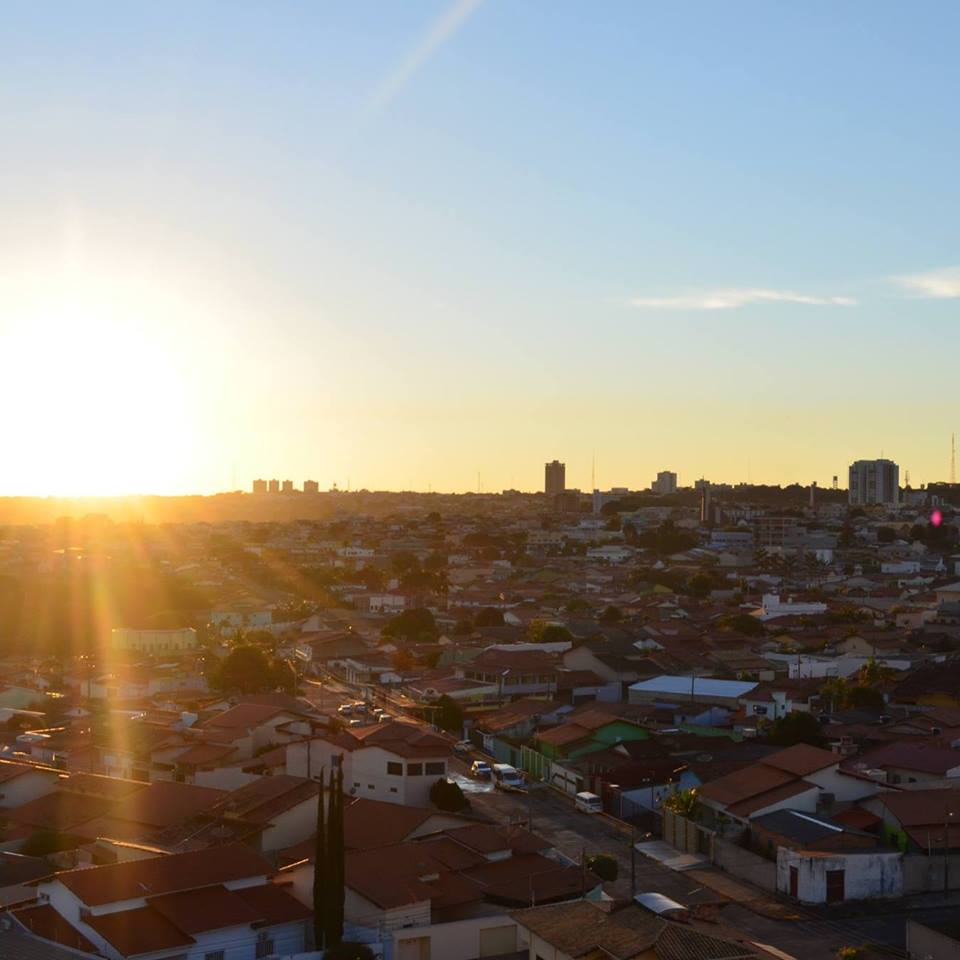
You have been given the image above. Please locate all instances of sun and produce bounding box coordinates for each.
[2,275,200,496]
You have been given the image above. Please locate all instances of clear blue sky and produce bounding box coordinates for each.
[2,1,958,494]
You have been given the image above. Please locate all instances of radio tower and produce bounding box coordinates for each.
[952,434,956,484]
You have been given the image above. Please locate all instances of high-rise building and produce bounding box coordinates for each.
[281,479,294,494]
[252,479,267,495]
[848,459,899,506]
[303,479,319,494]
[544,460,566,497]
[268,479,280,494]
[652,470,678,495]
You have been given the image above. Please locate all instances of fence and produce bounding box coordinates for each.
[661,810,776,892]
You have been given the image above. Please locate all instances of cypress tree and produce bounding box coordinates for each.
[329,764,345,945]
[313,768,326,950]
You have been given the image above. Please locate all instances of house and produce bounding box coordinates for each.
[15,844,311,959]
[697,743,881,830]
[281,822,586,960]
[846,742,960,785]
[861,788,960,852]
[207,775,319,852]
[511,900,765,960]
[197,703,312,762]
[286,719,452,806]
[629,676,758,711]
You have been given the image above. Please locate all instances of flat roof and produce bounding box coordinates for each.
[629,676,758,697]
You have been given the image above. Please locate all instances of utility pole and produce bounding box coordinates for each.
[630,824,637,897]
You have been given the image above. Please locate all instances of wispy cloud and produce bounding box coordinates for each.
[629,288,858,311]
[893,266,960,299]
[365,0,484,117]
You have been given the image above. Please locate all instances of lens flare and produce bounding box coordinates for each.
[931,509,943,527]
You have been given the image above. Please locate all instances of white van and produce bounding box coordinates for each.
[492,763,524,790]
[575,791,603,814]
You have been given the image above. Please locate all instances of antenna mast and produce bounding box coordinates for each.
[952,433,956,484]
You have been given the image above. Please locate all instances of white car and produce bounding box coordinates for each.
[470,760,492,779]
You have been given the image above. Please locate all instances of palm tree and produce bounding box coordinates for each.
[820,676,850,713]
[858,657,896,688]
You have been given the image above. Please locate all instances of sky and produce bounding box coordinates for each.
[2,1,959,496]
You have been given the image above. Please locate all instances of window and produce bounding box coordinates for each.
[390,787,398,793]
[425,762,445,776]
[205,952,225,960]
[368,784,375,790]
[407,763,423,776]
[387,761,403,775]
[353,782,360,789]
[255,933,274,958]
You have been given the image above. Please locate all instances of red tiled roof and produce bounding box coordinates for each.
[55,843,274,906]
[727,779,818,817]
[234,882,313,925]
[13,903,98,953]
[762,743,838,777]
[86,904,194,955]
[149,883,264,934]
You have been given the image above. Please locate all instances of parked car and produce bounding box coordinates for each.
[575,791,603,814]
[492,763,524,791]
[375,712,393,722]
[470,760,492,779]
[347,718,365,728]
[453,740,473,756]
[337,703,353,717]
[353,702,368,715]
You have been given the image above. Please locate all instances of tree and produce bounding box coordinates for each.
[876,527,896,543]
[527,621,573,644]
[435,694,463,734]
[599,605,623,622]
[586,853,618,881]
[688,573,714,598]
[768,711,826,747]
[819,676,851,713]
[390,551,420,576]
[383,607,437,643]
[314,766,345,950]
[430,777,470,812]
[391,648,415,673]
[211,645,273,694]
[328,766,345,947]
[474,607,505,627]
[858,657,896,688]
[846,685,884,712]
[313,770,326,950]
[719,613,765,637]
[663,788,699,817]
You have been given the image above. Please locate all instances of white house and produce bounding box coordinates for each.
[19,844,310,960]
[286,719,452,807]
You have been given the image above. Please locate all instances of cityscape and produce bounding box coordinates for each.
[4,3,960,960]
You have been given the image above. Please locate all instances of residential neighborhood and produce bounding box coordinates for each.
[3,472,960,958]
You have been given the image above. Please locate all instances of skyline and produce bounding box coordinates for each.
[3,2,960,496]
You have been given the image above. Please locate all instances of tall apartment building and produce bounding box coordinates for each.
[252,478,268,494]
[848,459,899,506]
[268,478,280,494]
[303,479,319,494]
[652,470,677,494]
[281,479,294,493]
[544,460,566,497]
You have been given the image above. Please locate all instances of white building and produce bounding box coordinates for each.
[755,594,827,621]
[848,458,899,507]
[19,844,310,960]
[286,719,452,807]
[110,627,197,655]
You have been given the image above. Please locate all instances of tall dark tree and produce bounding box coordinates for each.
[313,768,327,950]
[328,765,345,946]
